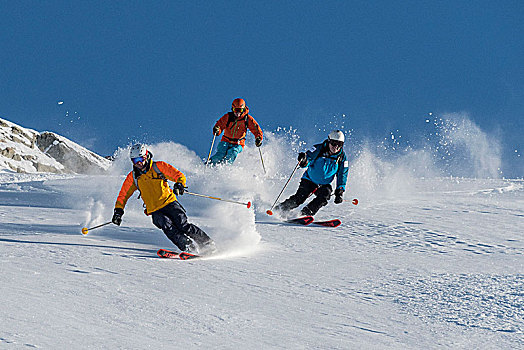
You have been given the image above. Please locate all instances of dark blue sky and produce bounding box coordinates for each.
[1,1,522,176]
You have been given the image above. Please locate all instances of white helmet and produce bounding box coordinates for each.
[130,144,148,159]
[328,130,345,143]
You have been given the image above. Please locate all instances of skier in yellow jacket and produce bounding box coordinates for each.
[112,144,215,255]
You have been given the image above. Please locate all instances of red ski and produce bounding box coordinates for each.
[157,249,200,260]
[285,216,314,225]
[284,216,341,227]
[312,219,341,227]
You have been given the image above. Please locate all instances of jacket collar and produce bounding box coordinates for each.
[321,140,343,158]
[134,158,152,177]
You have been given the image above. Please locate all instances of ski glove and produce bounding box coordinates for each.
[112,208,124,226]
[255,137,262,147]
[213,126,221,136]
[298,152,308,167]
[173,182,185,196]
[334,188,344,204]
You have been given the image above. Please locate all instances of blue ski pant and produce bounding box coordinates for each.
[151,201,212,252]
[209,141,243,165]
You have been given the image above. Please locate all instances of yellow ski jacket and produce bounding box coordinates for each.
[115,160,186,215]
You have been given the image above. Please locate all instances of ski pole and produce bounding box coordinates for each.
[205,134,217,166]
[258,147,267,175]
[266,163,300,215]
[81,221,112,235]
[344,198,359,205]
[185,191,252,208]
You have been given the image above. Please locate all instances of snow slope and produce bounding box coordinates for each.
[0,135,522,349]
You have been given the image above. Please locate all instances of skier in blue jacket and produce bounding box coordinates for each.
[275,130,349,216]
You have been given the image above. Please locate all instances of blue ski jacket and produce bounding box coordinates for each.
[301,140,349,191]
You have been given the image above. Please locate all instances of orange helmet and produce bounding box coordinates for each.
[231,98,246,111]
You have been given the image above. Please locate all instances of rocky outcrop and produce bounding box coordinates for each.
[36,132,110,174]
[0,118,111,174]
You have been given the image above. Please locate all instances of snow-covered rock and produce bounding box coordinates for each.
[0,117,110,174]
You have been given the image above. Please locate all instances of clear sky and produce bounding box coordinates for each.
[1,1,522,176]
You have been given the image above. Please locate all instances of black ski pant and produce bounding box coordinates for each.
[151,201,212,252]
[276,178,332,216]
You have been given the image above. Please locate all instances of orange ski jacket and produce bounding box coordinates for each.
[214,107,263,147]
[115,160,186,215]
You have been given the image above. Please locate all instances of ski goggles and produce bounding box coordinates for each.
[232,107,245,113]
[329,139,344,148]
[131,156,147,164]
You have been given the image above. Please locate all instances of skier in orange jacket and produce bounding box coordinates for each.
[209,98,263,165]
[112,144,215,255]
